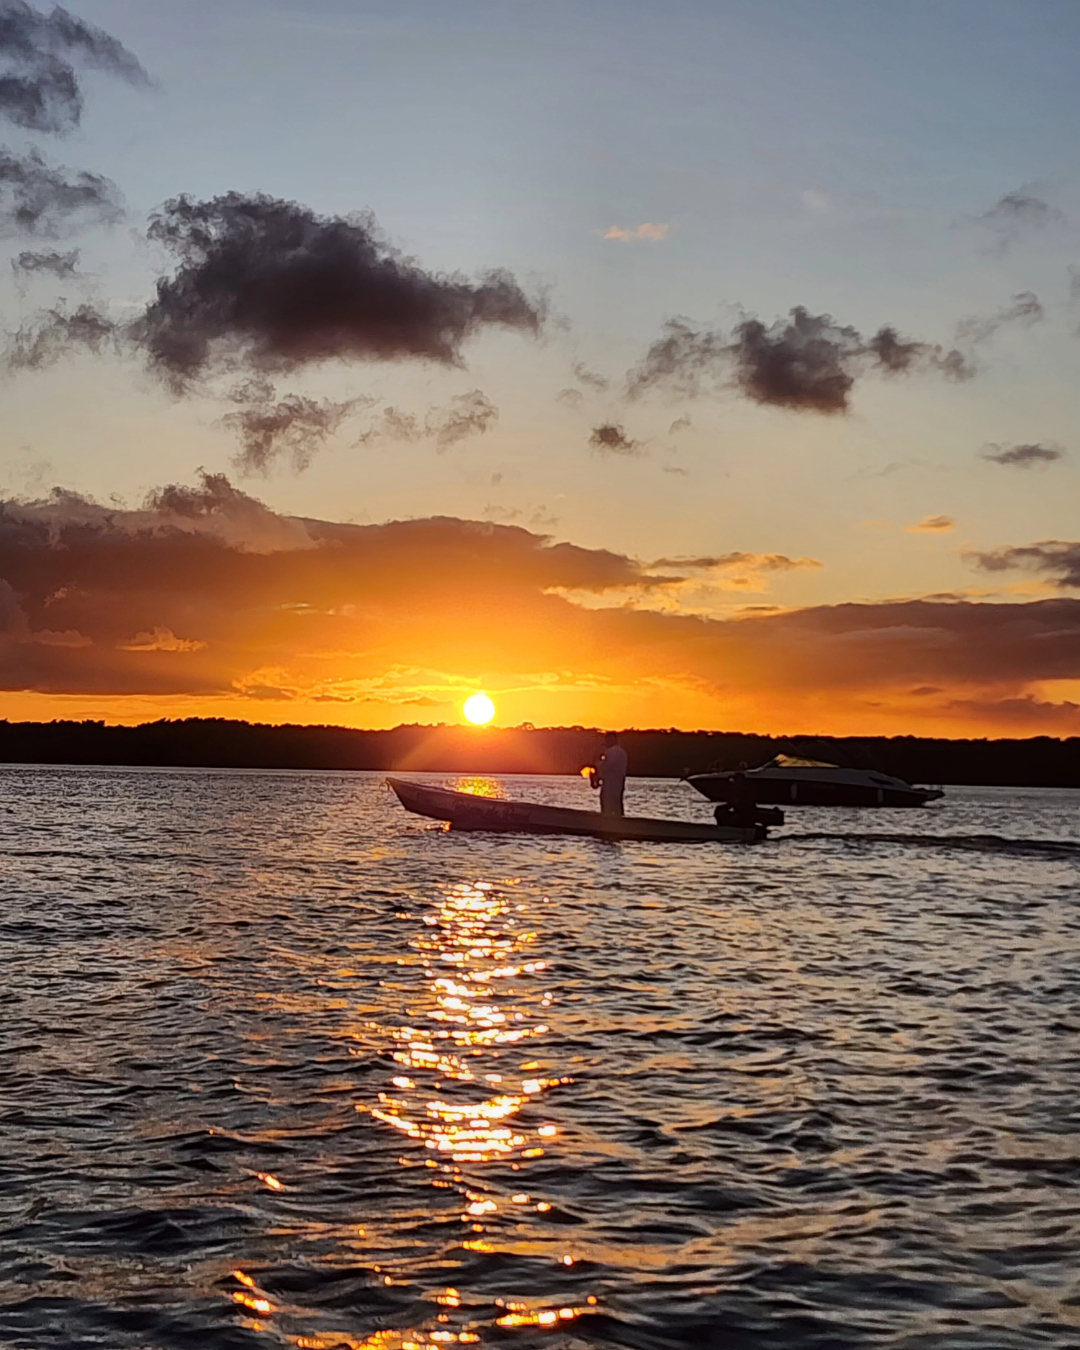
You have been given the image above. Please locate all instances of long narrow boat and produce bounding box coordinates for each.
[386,777,763,843]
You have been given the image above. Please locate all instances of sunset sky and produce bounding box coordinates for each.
[2,0,1079,735]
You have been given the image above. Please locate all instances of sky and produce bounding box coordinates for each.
[2,0,1080,735]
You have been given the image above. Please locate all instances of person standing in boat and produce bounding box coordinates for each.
[721,768,756,826]
[594,732,628,816]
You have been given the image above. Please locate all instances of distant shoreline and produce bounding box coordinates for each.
[0,719,1076,788]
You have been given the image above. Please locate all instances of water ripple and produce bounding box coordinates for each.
[0,769,1077,1349]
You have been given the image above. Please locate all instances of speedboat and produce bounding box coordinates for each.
[387,777,766,842]
[685,755,944,808]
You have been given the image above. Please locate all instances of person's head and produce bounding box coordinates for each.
[604,730,620,747]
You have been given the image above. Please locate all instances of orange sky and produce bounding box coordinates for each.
[2,4,1080,740]
[2,475,1077,738]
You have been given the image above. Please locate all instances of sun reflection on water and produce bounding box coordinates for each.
[368,880,566,1169]
[233,867,591,1348]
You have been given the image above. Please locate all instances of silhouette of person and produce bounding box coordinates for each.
[716,767,756,826]
[595,732,627,816]
[730,770,756,823]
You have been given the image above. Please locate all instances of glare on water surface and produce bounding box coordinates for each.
[229,862,592,1349]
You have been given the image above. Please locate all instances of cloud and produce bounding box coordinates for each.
[4,300,117,369]
[651,552,822,572]
[907,515,955,533]
[668,415,691,434]
[589,423,638,454]
[354,391,499,453]
[220,382,371,473]
[868,327,974,381]
[118,626,206,653]
[425,389,498,448]
[0,146,122,236]
[968,540,1080,589]
[731,309,861,413]
[629,306,969,412]
[941,694,1080,732]
[600,223,669,242]
[11,245,79,277]
[956,291,1044,346]
[131,192,543,391]
[981,442,1066,469]
[555,387,583,408]
[571,360,608,391]
[2,479,1080,734]
[974,190,1064,250]
[0,0,149,134]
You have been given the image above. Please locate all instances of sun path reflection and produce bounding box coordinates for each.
[230,867,595,1349]
[361,876,595,1345]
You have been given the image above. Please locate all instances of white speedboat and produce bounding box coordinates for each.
[686,755,944,808]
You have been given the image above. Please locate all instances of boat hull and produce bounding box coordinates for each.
[687,773,942,808]
[387,777,761,843]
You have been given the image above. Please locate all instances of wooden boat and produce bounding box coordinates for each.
[386,777,764,843]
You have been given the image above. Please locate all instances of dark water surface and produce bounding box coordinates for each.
[1,769,1078,1350]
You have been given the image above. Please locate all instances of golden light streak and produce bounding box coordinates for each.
[256,877,595,1349]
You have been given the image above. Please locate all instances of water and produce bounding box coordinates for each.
[1,768,1078,1350]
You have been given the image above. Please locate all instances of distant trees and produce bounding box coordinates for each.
[0,718,1076,787]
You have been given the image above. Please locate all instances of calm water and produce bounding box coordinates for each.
[1,768,1078,1350]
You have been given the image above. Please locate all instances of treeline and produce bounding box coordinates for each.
[0,718,1077,787]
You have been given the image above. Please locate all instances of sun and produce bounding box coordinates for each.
[463,692,495,726]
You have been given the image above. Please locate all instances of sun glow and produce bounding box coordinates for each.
[462,693,495,725]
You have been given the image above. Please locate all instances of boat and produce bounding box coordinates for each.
[685,755,944,808]
[387,777,765,842]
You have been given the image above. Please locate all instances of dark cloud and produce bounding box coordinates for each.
[975,190,1064,249]
[968,540,1080,589]
[132,192,543,391]
[630,307,969,413]
[981,442,1066,469]
[11,244,78,277]
[956,291,1044,346]
[867,327,974,381]
[589,422,638,454]
[0,0,149,134]
[668,415,691,433]
[4,300,116,369]
[731,308,862,413]
[0,145,122,235]
[627,317,727,400]
[555,387,583,408]
[220,382,370,474]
